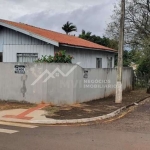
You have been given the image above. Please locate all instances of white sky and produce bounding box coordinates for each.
[0,0,119,36]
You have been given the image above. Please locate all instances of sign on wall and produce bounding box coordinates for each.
[14,65,25,74]
[83,70,88,78]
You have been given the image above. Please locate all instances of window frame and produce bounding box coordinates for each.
[17,53,38,63]
[96,58,102,68]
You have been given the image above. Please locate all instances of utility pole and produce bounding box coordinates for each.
[115,0,125,103]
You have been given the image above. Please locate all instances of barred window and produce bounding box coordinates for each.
[17,53,38,62]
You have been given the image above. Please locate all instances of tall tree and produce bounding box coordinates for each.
[106,0,150,48]
[137,38,150,75]
[62,21,77,35]
[79,30,118,50]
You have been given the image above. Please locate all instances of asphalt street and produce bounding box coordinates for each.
[0,100,150,150]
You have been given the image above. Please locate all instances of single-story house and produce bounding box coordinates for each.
[0,19,117,68]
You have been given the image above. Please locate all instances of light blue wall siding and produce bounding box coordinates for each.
[3,45,54,62]
[0,26,54,62]
[55,46,115,68]
[0,27,45,48]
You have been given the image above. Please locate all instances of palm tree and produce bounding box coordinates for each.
[62,21,77,35]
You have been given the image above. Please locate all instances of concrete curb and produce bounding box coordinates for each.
[29,106,126,125]
[29,96,150,125]
[1,96,150,125]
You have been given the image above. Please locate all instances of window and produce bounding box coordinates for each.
[107,57,112,68]
[0,52,2,62]
[96,58,102,68]
[17,53,38,62]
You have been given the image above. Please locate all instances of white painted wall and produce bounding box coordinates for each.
[55,46,115,68]
[3,45,54,62]
[0,63,133,105]
[0,27,54,62]
[0,27,46,52]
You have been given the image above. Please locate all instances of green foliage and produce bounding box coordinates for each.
[115,49,142,67]
[137,39,150,75]
[35,50,73,63]
[79,30,118,50]
[123,50,139,67]
[137,57,150,75]
[105,0,150,73]
[123,50,131,67]
[53,50,73,63]
[62,21,77,35]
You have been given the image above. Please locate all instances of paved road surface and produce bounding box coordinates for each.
[0,100,150,150]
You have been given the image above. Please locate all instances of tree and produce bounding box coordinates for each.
[79,30,118,50]
[137,38,150,75]
[120,49,141,67]
[105,0,150,71]
[138,57,150,75]
[62,21,77,35]
[79,30,93,41]
[106,0,150,48]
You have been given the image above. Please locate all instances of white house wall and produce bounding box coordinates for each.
[55,46,115,68]
[0,27,54,61]
[3,45,54,62]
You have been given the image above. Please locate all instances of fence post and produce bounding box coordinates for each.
[132,69,135,90]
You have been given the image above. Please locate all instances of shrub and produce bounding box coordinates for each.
[137,57,150,75]
[35,50,73,63]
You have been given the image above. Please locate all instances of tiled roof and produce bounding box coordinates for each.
[0,19,116,52]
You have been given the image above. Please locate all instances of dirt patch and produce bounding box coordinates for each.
[44,89,150,120]
[0,101,36,110]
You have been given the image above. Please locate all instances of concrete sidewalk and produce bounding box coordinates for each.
[0,108,51,124]
[0,107,124,124]
[0,97,149,125]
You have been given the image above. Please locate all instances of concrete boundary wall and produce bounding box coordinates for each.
[0,63,133,105]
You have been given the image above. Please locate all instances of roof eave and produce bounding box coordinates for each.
[61,44,118,53]
[0,21,59,47]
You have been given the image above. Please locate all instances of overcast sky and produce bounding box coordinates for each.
[0,0,119,36]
